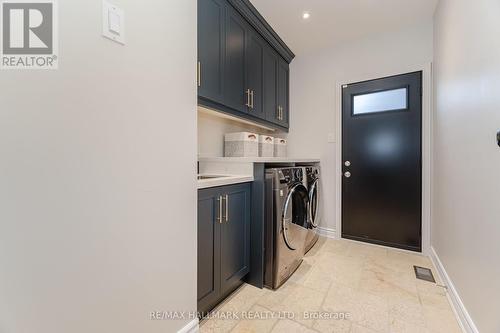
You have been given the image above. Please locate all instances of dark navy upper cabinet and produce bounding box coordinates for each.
[198,0,225,104]
[197,182,251,314]
[276,59,290,127]
[224,5,248,113]
[245,29,265,120]
[197,0,294,131]
[263,48,279,124]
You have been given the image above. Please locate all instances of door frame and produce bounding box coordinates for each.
[334,63,432,255]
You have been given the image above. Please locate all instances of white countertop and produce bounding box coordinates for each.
[197,175,254,189]
[198,157,320,163]
[197,157,320,189]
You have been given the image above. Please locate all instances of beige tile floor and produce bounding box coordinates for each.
[200,237,463,333]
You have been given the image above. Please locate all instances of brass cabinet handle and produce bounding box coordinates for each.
[245,89,251,107]
[197,61,201,87]
[217,195,223,223]
[225,194,229,222]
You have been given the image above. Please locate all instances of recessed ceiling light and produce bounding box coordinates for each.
[302,11,310,20]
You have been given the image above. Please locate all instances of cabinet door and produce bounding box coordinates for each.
[263,47,279,124]
[198,0,225,103]
[277,59,290,127]
[224,5,247,113]
[220,183,251,294]
[197,188,222,314]
[245,28,265,119]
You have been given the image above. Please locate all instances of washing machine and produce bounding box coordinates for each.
[264,167,309,289]
[304,166,320,253]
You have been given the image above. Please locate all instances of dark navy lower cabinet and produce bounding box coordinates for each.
[197,183,251,315]
[197,187,222,315]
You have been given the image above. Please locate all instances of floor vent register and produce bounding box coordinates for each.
[413,266,436,283]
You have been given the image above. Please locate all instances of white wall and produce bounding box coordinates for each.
[433,0,500,331]
[0,1,197,333]
[288,21,433,232]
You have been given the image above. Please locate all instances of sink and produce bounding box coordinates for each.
[197,175,229,180]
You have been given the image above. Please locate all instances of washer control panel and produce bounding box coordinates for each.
[279,168,304,183]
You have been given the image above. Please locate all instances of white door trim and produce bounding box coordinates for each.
[334,63,433,254]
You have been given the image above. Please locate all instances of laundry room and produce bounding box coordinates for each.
[1,0,499,333]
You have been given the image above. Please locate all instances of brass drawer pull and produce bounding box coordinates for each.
[225,194,229,222]
[217,196,223,223]
[197,61,201,87]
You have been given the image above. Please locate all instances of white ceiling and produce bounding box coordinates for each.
[250,0,438,56]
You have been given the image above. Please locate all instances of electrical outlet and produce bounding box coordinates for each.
[327,133,336,143]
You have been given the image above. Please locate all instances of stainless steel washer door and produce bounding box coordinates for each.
[282,183,309,250]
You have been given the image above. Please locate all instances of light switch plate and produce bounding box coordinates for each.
[108,10,121,34]
[102,1,125,45]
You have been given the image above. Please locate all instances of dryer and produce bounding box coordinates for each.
[304,166,320,253]
[264,167,309,289]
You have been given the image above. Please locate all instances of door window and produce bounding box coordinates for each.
[353,87,407,115]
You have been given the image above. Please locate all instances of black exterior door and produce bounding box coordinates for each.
[342,71,422,252]
[198,0,225,103]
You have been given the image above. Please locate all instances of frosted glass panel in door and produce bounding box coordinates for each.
[353,88,407,115]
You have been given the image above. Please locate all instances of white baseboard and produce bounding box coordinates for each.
[177,318,199,333]
[429,247,479,333]
[317,227,336,239]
